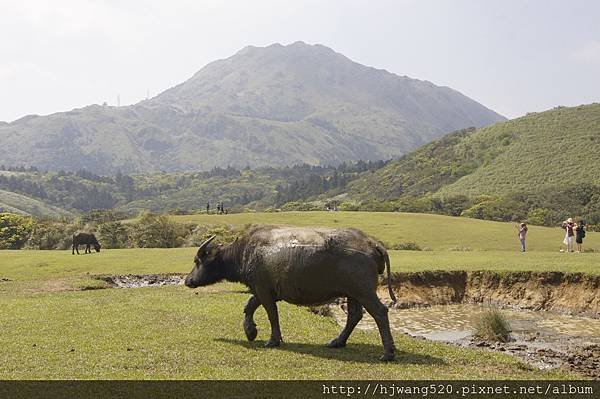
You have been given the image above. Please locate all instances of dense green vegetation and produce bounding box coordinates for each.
[0,162,381,217]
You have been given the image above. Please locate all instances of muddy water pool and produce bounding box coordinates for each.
[331,303,600,376]
[345,304,598,345]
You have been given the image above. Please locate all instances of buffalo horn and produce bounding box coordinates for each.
[197,235,217,255]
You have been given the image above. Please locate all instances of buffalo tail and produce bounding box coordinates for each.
[383,250,397,303]
[376,245,397,304]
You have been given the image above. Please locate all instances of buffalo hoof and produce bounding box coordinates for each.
[264,338,282,348]
[326,338,346,348]
[244,321,258,341]
[379,352,395,362]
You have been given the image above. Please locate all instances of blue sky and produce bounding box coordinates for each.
[1,0,599,121]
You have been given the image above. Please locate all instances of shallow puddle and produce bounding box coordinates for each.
[334,304,600,346]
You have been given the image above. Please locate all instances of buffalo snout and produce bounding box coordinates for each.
[184,274,198,288]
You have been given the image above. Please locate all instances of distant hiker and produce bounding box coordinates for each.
[206,202,210,214]
[575,220,586,253]
[562,218,575,252]
[516,222,528,252]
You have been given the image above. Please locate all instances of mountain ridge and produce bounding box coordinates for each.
[347,103,600,201]
[0,42,505,174]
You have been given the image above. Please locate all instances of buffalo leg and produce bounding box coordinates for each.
[85,244,90,254]
[256,291,282,347]
[243,295,260,341]
[74,244,80,255]
[327,297,362,348]
[360,295,395,361]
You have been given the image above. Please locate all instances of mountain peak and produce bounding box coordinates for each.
[0,44,505,174]
[236,41,335,57]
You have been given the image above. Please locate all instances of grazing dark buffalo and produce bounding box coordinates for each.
[72,232,101,255]
[185,225,397,361]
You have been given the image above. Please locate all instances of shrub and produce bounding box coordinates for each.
[526,208,558,226]
[337,201,360,211]
[280,201,321,211]
[358,201,396,212]
[0,213,35,249]
[97,221,129,249]
[461,197,526,222]
[473,308,512,342]
[128,212,192,248]
[26,221,78,250]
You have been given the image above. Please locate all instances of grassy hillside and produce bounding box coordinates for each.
[349,104,600,199]
[0,189,72,218]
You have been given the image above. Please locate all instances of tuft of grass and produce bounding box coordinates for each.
[473,308,512,343]
[392,242,422,251]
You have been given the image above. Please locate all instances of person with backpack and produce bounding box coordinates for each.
[575,220,586,253]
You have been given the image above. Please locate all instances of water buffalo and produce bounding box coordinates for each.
[185,225,397,361]
[72,232,101,255]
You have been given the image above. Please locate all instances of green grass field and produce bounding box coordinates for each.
[170,211,600,253]
[2,211,596,379]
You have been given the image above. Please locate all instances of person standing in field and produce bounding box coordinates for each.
[574,220,586,253]
[562,218,575,252]
[516,222,528,252]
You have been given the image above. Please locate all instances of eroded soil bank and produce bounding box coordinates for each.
[381,271,599,318]
[367,270,600,378]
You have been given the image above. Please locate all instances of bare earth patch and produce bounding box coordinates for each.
[95,274,186,288]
